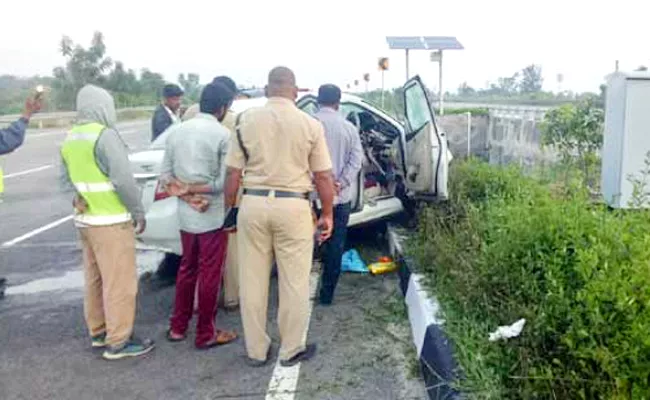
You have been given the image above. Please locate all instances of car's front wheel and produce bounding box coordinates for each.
[155,253,181,284]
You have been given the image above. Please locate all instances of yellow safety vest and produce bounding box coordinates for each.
[60,122,131,225]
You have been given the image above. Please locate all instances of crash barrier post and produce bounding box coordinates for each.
[387,225,461,400]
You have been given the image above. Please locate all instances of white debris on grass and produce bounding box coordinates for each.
[488,318,526,342]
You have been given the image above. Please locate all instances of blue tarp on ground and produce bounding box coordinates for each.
[341,249,369,273]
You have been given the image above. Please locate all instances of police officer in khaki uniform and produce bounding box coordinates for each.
[224,66,335,367]
[212,76,241,311]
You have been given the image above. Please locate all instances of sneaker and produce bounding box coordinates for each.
[102,337,155,360]
[280,343,317,367]
[91,332,107,348]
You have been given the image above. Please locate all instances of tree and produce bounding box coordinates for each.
[496,73,520,95]
[52,31,114,109]
[139,69,166,99]
[457,82,476,97]
[106,61,138,94]
[178,73,202,102]
[519,64,543,93]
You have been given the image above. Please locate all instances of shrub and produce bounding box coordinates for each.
[409,159,650,399]
[540,98,604,190]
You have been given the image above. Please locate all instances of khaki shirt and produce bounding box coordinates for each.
[222,109,237,133]
[225,97,332,193]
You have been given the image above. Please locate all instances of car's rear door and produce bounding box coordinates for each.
[401,75,448,200]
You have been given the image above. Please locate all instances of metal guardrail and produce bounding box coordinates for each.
[0,106,155,124]
[0,101,553,124]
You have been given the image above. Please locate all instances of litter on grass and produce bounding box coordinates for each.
[488,318,526,342]
[368,256,399,275]
[341,249,369,273]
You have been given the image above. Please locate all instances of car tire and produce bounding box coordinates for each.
[156,253,182,282]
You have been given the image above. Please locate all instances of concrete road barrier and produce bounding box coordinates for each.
[388,224,461,400]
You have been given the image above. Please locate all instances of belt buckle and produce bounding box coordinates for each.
[268,189,276,200]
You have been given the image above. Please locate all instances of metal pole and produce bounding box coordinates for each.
[405,49,410,81]
[438,50,444,115]
[466,111,471,158]
[381,70,385,108]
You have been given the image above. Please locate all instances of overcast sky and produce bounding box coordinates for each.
[1,0,647,94]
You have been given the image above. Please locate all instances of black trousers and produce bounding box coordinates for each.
[318,203,352,304]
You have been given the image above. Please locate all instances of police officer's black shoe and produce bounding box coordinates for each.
[280,343,317,367]
[246,345,273,368]
[0,277,6,299]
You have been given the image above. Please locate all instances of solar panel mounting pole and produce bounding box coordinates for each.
[439,50,444,115]
[405,49,410,80]
[381,70,385,108]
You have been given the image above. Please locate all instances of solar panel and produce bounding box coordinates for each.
[423,36,464,50]
[386,36,426,50]
[386,36,463,50]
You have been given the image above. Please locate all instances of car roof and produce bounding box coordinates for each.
[230,91,366,114]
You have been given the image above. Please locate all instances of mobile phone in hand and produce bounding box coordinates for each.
[222,207,238,230]
[34,85,45,100]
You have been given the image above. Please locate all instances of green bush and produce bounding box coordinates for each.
[409,159,650,399]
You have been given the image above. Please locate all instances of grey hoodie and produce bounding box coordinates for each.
[59,84,145,221]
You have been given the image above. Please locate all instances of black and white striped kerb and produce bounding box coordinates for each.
[387,226,460,400]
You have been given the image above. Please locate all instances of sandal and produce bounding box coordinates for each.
[166,328,186,342]
[196,329,238,349]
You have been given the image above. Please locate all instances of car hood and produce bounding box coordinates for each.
[129,149,164,178]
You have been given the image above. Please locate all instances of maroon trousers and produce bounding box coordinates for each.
[170,229,228,347]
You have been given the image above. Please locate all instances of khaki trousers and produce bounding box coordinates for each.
[79,222,138,347]
[238,195,314,361]
[223,231,240,307]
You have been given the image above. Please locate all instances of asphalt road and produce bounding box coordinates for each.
[0,121,425,400]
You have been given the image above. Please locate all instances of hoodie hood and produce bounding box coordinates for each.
[75,84,117,128]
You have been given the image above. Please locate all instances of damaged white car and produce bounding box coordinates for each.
[129,75,451,256]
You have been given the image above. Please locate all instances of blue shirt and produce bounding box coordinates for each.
[314,107,364,204]
[0,118,28,155]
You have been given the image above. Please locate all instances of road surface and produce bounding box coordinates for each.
[0,121,424,400]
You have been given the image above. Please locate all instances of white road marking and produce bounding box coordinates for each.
[5,250,164,295]
[265,271,319,400]
[3,164,53,179]
[0,215,73,248]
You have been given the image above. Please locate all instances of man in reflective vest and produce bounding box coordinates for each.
[59,84,154,360]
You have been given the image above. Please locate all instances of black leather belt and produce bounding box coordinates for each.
[243,189,309,200]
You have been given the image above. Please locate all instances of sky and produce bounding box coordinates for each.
[1,0,648,94]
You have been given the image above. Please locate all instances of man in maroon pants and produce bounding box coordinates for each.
[160,82,238,349]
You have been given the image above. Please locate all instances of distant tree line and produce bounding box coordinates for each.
[0,32,203,115]
[358,63,608,119]
[1,33,615,116]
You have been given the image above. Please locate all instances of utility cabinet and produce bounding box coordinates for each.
[601,71,650,208]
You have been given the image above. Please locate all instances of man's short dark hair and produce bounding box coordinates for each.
[212,76,238,94]
[199,83,235,115]
[317,84,341,105]
[163,84,184,98]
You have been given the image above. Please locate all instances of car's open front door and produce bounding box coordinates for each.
[401,75,448,200]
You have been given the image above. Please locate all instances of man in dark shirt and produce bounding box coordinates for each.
[0,96,42,155]
[0,94,42,298]
[151,84,184,142]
